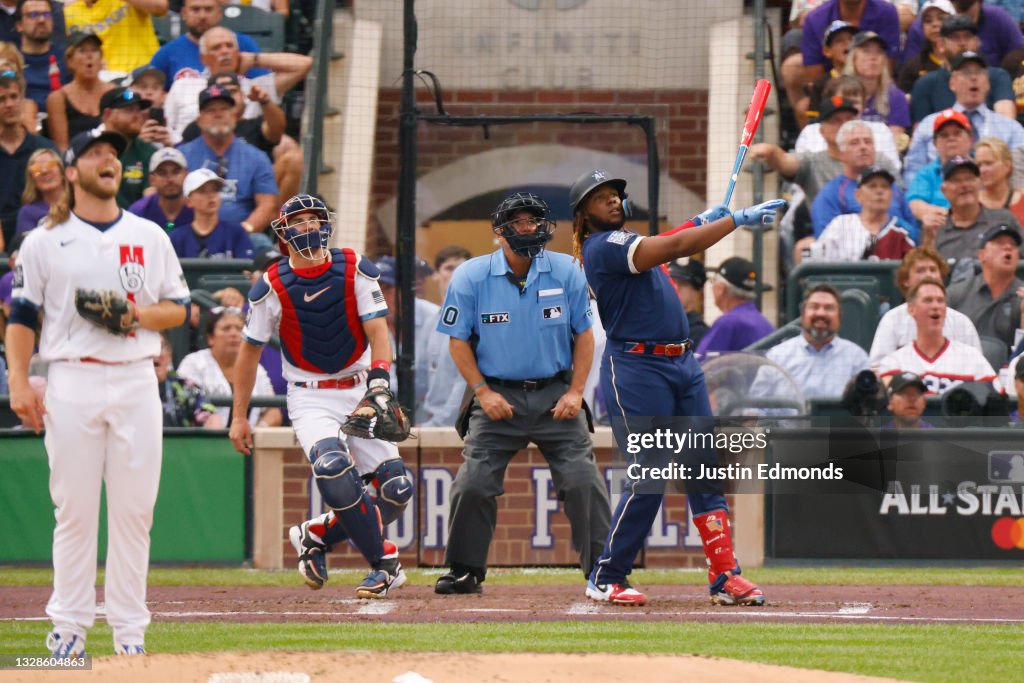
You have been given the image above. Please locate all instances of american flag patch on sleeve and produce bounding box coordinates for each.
[372,289,385,304]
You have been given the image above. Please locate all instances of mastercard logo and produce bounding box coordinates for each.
[991,517,1024,550]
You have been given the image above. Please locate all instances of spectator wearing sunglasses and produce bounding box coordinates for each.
[15,0,69,112]
[0,0,65,48]
[15,147,66,235]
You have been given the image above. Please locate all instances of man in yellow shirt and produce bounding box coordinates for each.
[64,0,166,78]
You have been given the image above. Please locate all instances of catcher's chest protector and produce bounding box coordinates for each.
[268,248,367,373]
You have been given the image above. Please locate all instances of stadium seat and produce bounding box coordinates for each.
[197,273,253,298]
[980,336,1009,372]
[152,11,182,46]
[221,5,286,52]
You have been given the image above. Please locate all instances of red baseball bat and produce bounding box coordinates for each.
[723,79,771,207]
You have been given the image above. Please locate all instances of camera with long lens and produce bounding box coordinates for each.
[841,369,888,418]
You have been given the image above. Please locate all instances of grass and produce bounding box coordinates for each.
[2,565,1024,587]
[0,620,1021,683]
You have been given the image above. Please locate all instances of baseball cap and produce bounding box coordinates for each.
[818,95,859,121]
[126,63,165,87]
[207,71,241,88]
[977,223,1023,248]
[64,128,127,166]
[822,20,857,46]
[67,30,101,49]
[920,0,955,16]
[941,14,978,37]
[889,372,928,396]
[198,84,235,110]
[712,256,772,293]
[183,168,225,197]
[667,257,707,289]
[932,108,971,134]
[148,147,187,173]
[950,50,987,71]
[941,154,980,179]
[100,87,151,111]
[374,255,397,286]
[253,247,283,272]
[857,164,895,187]
[851,30,888,51]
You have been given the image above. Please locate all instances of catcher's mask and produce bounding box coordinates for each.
[491,192,555,259]
[272,194,335,260]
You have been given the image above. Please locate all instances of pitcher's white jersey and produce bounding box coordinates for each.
[12,211,189,361]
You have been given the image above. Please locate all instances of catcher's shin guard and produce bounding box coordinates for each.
[309,438,386,566]
[370,459,414,525]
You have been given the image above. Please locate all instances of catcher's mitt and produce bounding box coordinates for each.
[74,288,139,336]
[341,379,411,442]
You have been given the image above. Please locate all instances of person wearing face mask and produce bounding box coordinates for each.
[751,283,868,400]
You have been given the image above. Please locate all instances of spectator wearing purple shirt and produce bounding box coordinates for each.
[169,169,253,259]
[903,0,1024,70]
[127,147,194,233]
[696,257,775,358]
[802,1,900,77]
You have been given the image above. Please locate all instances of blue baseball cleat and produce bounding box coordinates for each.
[46,631,86,658]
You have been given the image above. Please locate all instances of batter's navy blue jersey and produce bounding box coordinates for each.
[582,230,689,342]
[437,249,593,380]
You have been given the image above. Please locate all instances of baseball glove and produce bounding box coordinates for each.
[341,379,411,442]
[74,288,139,336]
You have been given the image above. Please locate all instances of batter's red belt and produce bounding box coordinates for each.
[621,340,693,356]
[292,374,362,389]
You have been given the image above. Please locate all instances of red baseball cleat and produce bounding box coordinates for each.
[586,580,648,606]
[710,572,766,606]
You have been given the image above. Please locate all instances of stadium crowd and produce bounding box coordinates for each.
[3,0,1024,427]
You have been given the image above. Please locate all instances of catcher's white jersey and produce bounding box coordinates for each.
[12,211,189,362]
[876,339,998,394]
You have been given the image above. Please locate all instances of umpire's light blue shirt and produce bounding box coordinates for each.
[437,249,593,380]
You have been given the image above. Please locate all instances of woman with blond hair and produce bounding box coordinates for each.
[15,148,68,235]
[845,31,910,148]
[0,42,41,132]
[974,137,1024,222]
[44,32,113,151]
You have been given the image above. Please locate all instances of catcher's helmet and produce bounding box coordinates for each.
[271,194,335,260]
[491,192,555,259]
[569,169,627,214]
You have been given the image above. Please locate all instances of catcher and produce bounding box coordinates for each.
[229,194,412,599]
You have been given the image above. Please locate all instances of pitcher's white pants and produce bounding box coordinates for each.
[44,360,161,646]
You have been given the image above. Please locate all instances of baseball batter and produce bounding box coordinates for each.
[569,169,782,607]
[229,194,412,598]
[6,129,190,656]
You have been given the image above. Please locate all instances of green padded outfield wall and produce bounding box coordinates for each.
[0,433,245,562]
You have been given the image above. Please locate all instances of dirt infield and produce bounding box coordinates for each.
[6,651,908,683]
[3,582,1023,625]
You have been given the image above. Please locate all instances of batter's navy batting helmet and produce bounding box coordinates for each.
[569,169,627,214]
[272,194,335,260]
[491,192,555,259]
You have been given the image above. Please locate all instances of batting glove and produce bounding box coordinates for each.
[692,204,731,226]
[733,199,786,227]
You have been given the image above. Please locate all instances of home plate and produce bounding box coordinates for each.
[208,674,310,683]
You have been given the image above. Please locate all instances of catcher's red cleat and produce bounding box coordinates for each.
[710,572,765,606]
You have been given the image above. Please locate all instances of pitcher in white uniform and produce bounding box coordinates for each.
[5,129,190,657]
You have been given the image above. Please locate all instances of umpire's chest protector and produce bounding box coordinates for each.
[267,248,367,374]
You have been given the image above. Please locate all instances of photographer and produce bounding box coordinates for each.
[884,372,934,429]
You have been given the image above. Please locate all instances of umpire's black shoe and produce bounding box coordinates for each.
[435,571,483,595]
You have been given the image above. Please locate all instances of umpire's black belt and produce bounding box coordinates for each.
[484,372,566,392]
[620,340,693,356]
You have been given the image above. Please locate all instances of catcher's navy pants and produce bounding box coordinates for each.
[590,347,727,585]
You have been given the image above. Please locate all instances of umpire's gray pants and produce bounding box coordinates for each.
[445,380,611,576]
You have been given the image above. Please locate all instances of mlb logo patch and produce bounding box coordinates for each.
[543,306,562,319]
[989,451,1024,483]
